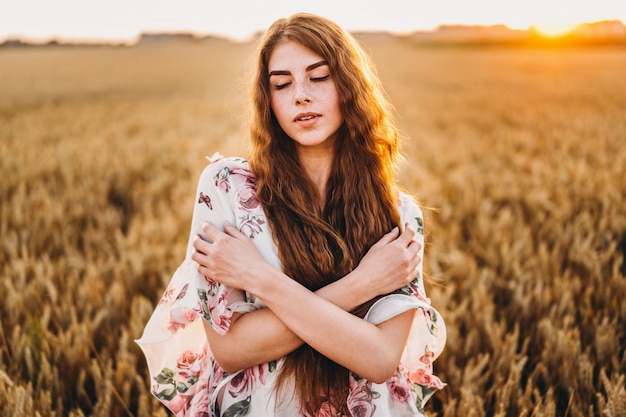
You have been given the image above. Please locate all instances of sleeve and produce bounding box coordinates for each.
[134,157,261,416]
[363,194,446,387]
[178,158,263,334]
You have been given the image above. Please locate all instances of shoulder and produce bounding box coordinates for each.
[200,154,252,177]
[397,190,424,235]
[397,190,423,218]
[197,154,256,189]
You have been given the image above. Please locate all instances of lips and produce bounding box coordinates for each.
[294,112,320,122]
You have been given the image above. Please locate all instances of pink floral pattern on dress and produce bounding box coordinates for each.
[227,363,270,398]
[198,287,233,335]
[409,347,445,391]
[136,155,446,417]
[239,214,265,238]
[347,380,380,417]
[236,185,260,212]
[151,345,211,416]
[387,374,412,403]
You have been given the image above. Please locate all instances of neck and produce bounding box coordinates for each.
[297,147,334,205]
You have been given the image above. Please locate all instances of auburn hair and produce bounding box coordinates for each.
[247,13,403,415]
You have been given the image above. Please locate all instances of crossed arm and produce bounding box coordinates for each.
[191,221,422,383]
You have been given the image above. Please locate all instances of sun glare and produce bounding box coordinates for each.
[531,23,580,37]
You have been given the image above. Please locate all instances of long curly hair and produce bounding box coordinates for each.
[247,13,403,415]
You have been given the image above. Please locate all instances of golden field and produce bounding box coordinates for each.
[0,38,624,416]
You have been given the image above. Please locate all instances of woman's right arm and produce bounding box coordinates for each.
[196,223,420,372]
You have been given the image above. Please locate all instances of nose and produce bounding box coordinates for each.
[293,82,311,105]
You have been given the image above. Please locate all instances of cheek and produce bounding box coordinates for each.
[323,85,342,113]
[326,95,343,121]
[270,97,290,129]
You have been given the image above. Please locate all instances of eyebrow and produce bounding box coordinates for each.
[268,60,329,77]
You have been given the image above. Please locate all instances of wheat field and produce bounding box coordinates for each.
[0,38,625,417]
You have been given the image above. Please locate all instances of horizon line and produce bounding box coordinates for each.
[1,18,624,46]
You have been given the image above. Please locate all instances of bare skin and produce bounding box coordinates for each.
[192,221,421,381]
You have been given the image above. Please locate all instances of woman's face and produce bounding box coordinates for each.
[268,41,344,154]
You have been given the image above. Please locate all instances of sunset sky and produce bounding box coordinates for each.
[2,0,625,43]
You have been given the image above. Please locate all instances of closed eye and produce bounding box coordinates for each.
[274,82,292,90]
[312,74,331,82]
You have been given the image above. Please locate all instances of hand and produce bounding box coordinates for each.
[354,223,422,296]
[191,221,269,291]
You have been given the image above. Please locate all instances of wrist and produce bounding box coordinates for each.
[317,268,373,311]
[345,268,379,306]
[249,263,291,301]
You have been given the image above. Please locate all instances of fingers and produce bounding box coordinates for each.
[374,223,421,251]
[375,227,400,246]
[191,246,214,279]
[193,222,227,255]
[193,234,211,255]
[193,221,247,264]
[223,221,247,239]
[396,222,416,246]
[198,221,246,243]
[200,221,221,242]
[190,247,206,264]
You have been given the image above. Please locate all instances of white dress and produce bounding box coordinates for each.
[136,155,446,417]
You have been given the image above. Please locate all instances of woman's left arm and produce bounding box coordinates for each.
[257,269,415,383]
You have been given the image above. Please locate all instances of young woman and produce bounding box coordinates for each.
[137,13,446,417]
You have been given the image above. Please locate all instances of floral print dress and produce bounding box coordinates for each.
[136,155,446,417]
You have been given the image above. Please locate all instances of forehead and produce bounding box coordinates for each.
[268,41,326,72]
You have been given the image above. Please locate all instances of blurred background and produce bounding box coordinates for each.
[1,1,625,416]
[2,0,626,44]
